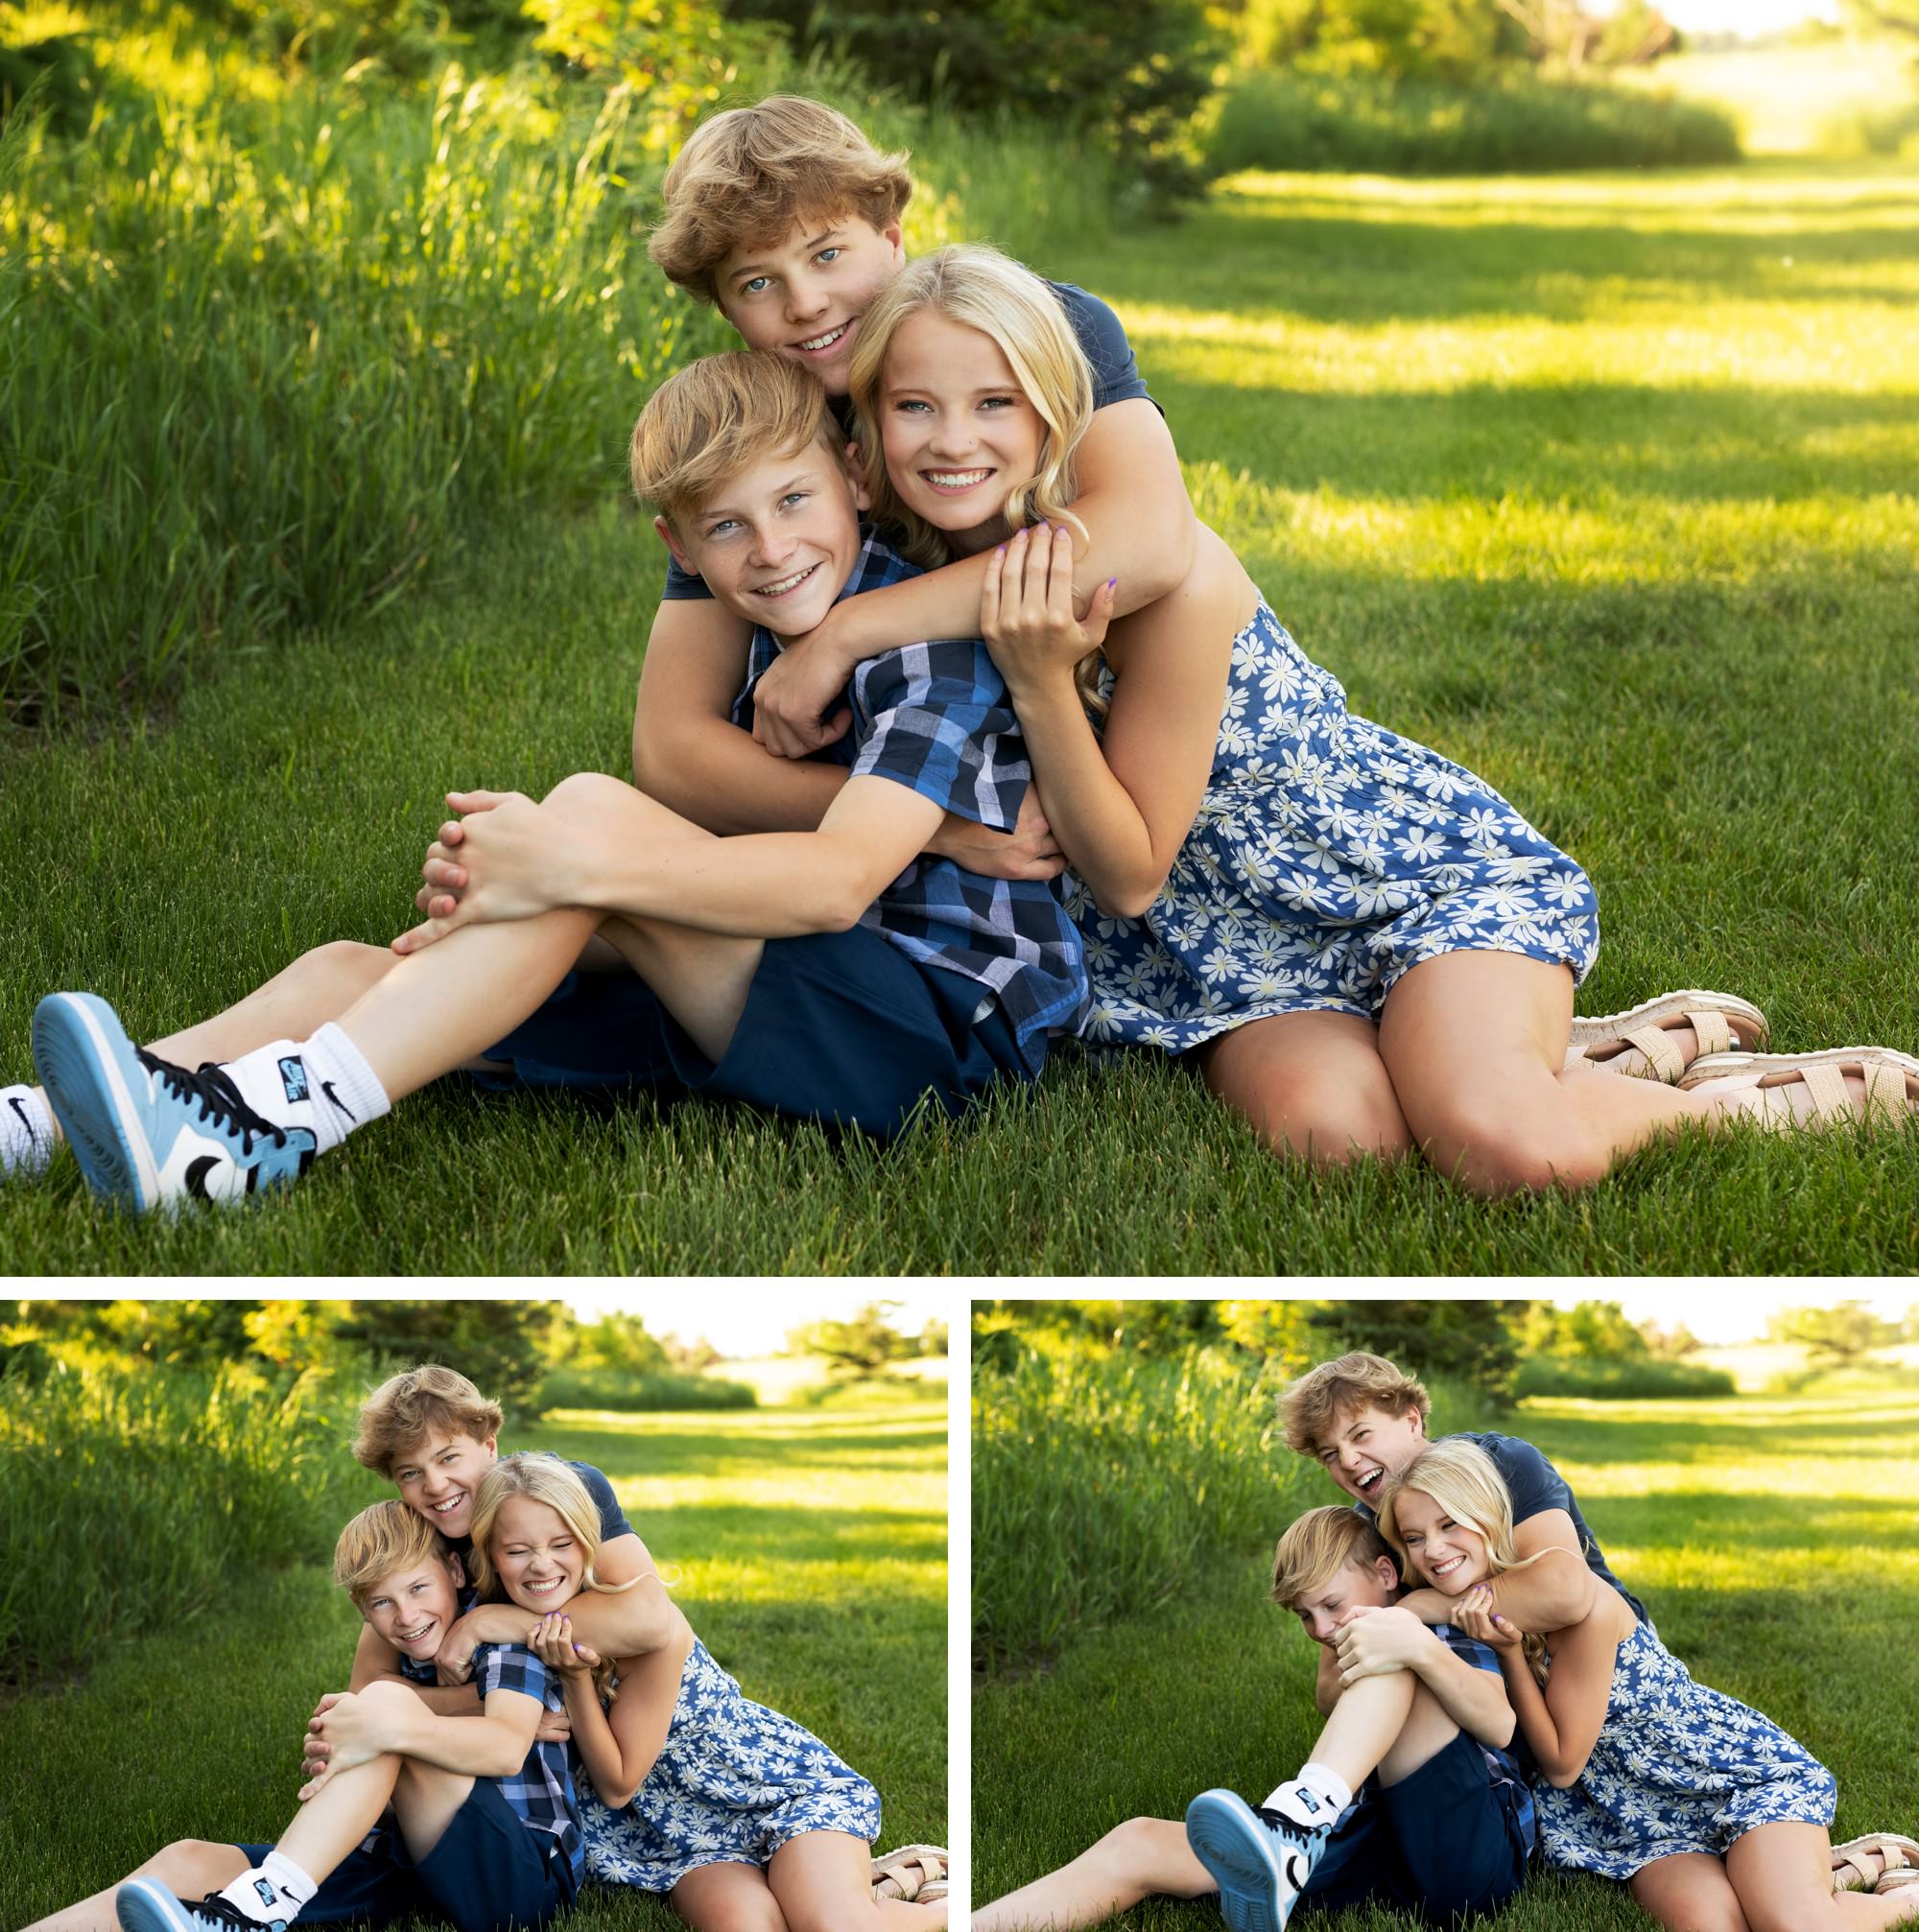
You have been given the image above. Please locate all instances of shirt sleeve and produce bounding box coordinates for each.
[847,641,1031,831]
[1049,281,1156,413]
[475,1641,548,1707]
[660,552,716,601]
[568,1459,634,1543]
[1480,1432,1575,1527]
[1432,1623,1503,1676]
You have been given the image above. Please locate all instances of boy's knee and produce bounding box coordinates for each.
[541,770,635,821]
[135,1841,248,1894]
[297,938,394,1000]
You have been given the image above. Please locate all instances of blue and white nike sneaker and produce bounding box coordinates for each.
[118,1878,286,1932]
[33,992,316,1213]
[1185,1785,1336,1932]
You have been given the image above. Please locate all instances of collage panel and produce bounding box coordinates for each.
[972,1295,1919,1932]
[1,1294,950,1932]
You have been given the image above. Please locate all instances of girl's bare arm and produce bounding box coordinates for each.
[541,1611,696,1810]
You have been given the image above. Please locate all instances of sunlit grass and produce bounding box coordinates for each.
[0,1404,945,1932]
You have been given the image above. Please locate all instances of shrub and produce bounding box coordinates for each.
[1512,1356,1738,1401]
[536,1364,758,1411]
[0,1359,380,1688]
[1203,67,1741,176]
[973,1336,1311,1672]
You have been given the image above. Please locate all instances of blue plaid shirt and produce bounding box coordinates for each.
[472,1640,584,1883]
[732,530,1089,1071]
[1432,1622,1537,1853]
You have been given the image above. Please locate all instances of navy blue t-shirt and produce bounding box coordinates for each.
[659,278,1153,601]
[1359,1429,1649,1624]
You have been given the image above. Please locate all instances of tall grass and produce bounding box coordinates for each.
[1512,1356,1738,1401]
[0,47,1114,729]
[1204,68,1741,177]
[536,1363,758,1411]
[0,1359,379,1687]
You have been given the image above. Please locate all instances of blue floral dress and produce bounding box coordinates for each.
[578,1639,883,1893]
[1535,1619,1836,1877]
[1066,601,1601,1050]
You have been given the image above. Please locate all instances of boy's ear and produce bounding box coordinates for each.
[478,1434,499,1462]
[843,439,871,514]
[880,219,904,265]
[1373,1553,1399,1595]
[654,513,699,576]
[447,1550,467,1590]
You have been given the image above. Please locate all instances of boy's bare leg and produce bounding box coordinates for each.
[20,1843,249,1932]
[385,1756,477,1864]
[1311,1668,1459,1791]
[973,1819,1213,1932]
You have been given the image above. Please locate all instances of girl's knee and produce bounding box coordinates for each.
[1218,1059,1412,1167]
[1413,1092,1602,1196]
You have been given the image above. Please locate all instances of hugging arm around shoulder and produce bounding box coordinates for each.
[347,1619,482,1714]
[631,595,850,834]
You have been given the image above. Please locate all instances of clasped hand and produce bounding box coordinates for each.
[1451,1585,1524,1651]
[1331,1604,1433,1685]
[394,789,561,955]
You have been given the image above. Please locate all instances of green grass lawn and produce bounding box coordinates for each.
[4,159,1917,1271]
[0,1402,947,1932]
[973,1389,1919,1930]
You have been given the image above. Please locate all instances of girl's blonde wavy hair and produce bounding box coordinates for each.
[466,1452,643,1701]
[1375,1438,1555,1687]
[846,244,1107,712]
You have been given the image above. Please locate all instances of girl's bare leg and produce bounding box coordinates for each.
[1629,1851,1751,1932]
[973,1819,1212,1932]
[768,1830,945,1931]
[20,1841,249,1932]
[1377,952,1733,1195]
[1199,1010,1414,1167]
[670,1858,789,1932]
[1727,1823,1919,1932]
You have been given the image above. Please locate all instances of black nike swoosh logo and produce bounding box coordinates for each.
[7,1096,32,1136]
[185,1154,220,1200]
[320,1080,356,1121]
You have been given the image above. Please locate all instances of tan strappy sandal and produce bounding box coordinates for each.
[1679,1047,1919,1129]
[872,1843,950,1905]
[1832,1832,1919,1893]
[1565,989,1769,1083]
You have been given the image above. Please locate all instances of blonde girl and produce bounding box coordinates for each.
[844,242,1919,1190]
[476,1456,948,1932]
[1377,1439,1919,1932]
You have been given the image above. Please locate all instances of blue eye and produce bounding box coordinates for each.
[740,276,771,296]
[817,247,841,264]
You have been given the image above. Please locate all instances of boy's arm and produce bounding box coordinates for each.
[1331,1607,1514,1749]
[749,400,1197,755]
[1312,1639,1344,1716]
[344,1619,483,1713]
[628,597,1063,881]
[302,1676,543,1791]
[1395,1520,1594,1631]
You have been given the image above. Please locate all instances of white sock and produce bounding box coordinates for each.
[1263,1762,1352,1818]
[223,1024,390,1156]
[2,1084,57,1176]
[217,1850,317,1924]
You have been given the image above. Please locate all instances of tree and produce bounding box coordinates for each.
[1514,1300,1649,1361]
[789,1302,915,1378]
[337,1301,565,1417]
[1216,1300,1323,1375]
[1767,1302,1895,1367]
[565,1311,670,1377]
[1309,1300,1524,1403]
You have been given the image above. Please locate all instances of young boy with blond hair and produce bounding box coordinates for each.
[27,1501,580,1932]
[25,345,1085,1208]
[973,1505,1532,1932]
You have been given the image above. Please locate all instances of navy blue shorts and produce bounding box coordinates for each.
[1299,1728,1530,1925]
[238,1781,576,1932]
[480,926,1031,1141]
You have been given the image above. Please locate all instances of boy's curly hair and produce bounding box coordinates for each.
[333,1499,454,1610]
[352,1363,504,1475]
[1269,1505,1398,1609]
[649,95,912,308]
[1279,1352,1432,1459]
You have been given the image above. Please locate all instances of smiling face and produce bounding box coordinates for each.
[717,211,905,397]
[1289,1553,1398,1646]
[1314,1402,1428,1507]
[1391,1487,1493,1594]
[392,1428,498,1542]
[487,1494,587,1615]
[877,309,1046,555]
[660,438,866,638]
[360,1553,463,1663]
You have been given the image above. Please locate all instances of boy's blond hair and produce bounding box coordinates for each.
[630,350,837,535]
[352,1363,505,1475]
[1279,1352,1432,1458]
[1269,1505,1396,1609]
[333,1499,454,1609]
[650,95,912,307]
